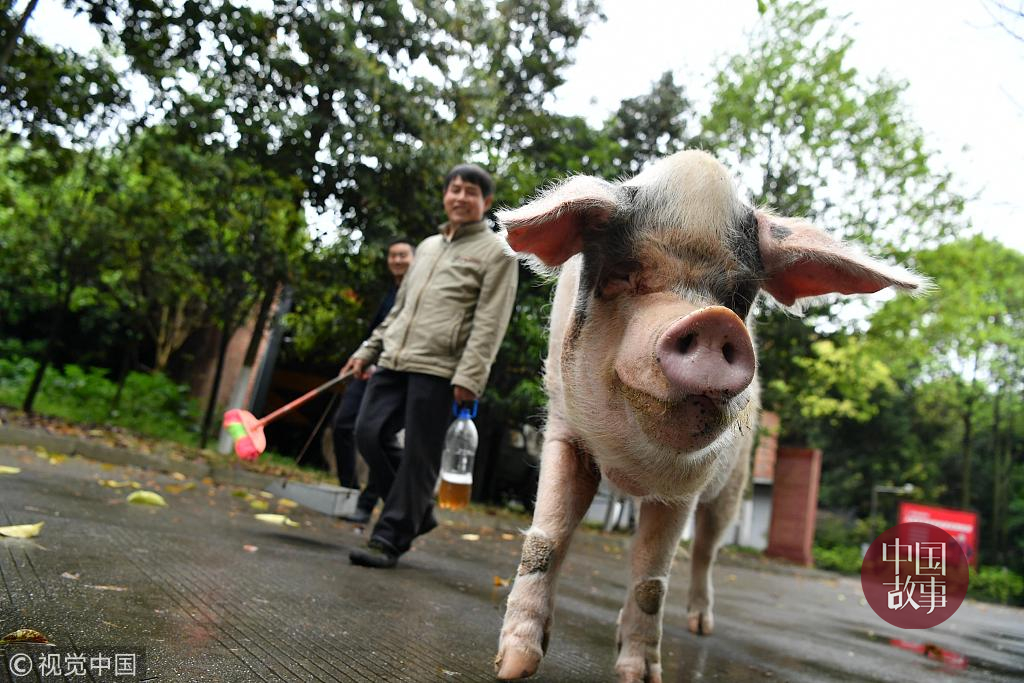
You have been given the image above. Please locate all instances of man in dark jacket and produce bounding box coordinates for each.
[333,237,414,523]
[342,164,518,568]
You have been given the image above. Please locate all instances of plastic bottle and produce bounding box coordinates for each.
[438,403,478,510]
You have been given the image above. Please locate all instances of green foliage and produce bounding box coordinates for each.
[812,544,863,574]
[968,566,1024,606]
[815,510,884,549]
[0,356,200,443]
[767,337,897,445]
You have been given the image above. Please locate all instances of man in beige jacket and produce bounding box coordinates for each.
[342,164,518,568]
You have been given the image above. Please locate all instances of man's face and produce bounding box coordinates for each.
[443,175,493,225]
[387,242,414,279]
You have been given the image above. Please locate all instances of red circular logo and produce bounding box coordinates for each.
[861,522,969,629]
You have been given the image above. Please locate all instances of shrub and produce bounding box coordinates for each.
[813,544,863,574]
[0,355,200,444]
[968,566,1024,606]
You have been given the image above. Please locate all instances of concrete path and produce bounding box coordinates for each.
[1,442,1022,682]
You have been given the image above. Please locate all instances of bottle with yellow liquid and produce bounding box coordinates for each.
[438,402,478,511]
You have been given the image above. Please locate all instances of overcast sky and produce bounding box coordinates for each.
[550,0,1024,253]
[22,0,1023,253]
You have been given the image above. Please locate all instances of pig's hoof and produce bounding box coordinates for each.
[494,646,541,680]
[615,658,662,683]
[687,609,714,635]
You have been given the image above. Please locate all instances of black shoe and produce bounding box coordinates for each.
[340,508,372,525]
[349,539,399,569]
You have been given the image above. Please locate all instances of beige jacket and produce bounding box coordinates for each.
[352,220,518,396]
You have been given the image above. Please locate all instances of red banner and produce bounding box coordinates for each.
[898,502,979,568]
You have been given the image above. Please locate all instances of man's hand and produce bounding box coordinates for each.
[453,385,477,405]
[341,357,370,381]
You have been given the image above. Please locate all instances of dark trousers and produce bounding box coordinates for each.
[331,378,379,513]
[355,368,452,554]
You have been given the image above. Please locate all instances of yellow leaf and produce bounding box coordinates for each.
[126,491,167,507]
[255,514,299,527]
[98,479,134,488]
[249,500,270,511]
[500,533,516,541]
[461,533,480,542]
[276,498,298,509]
[48,455,67,465]
[0,465,21,474]
[164,485,185,495]
[0,628,48,644]
[170,472,187,481]
[0,522,44,539]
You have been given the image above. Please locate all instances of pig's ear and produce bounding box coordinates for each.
[497,176,619,268]
[757,213,930,306]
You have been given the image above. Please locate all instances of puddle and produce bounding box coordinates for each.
[846,627,1024,677]
[889,638,968,670]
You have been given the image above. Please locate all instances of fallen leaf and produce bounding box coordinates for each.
[461,533,480,542]
[170,472,187,481]
[126,491,167,507]
[500,533,516,541]
[0,522,44,538]
[86,584,127,592]
[276,498,298,509]
[0,465,21,475]
[493,576,510,587]
[232,490,254,500]
[48,455,67,465]
[0,628,48,644]
[98,479,138,489]
[249,500,270,511]
[243,544,259,553]
[255,514,299,527]
[61,572,80,580]
[164,485,186,495]
[258,491,274,499]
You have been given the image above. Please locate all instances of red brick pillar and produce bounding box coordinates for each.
[765,447,822,566]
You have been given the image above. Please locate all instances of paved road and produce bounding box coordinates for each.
[1,443,1022,682]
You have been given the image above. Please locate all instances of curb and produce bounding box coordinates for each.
[0,424,283,490]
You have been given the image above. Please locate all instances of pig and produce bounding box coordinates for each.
[492,150,927,682]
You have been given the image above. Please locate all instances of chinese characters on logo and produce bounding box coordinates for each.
[861,522,968,629]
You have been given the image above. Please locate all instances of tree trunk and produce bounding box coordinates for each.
[990,389,1003,557]
[215,287,276,453]
[198,318,234,449]
[960,404,974,509]
[108,338,137,415]
[22,285,70,413]
[0,0,39,76]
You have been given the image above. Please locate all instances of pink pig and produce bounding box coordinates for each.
[493,150,927,682]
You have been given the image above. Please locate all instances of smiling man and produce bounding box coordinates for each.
[341,163,519,568]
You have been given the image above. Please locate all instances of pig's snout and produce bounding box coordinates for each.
[656,306,755,400]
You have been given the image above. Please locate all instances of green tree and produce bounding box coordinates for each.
[698,0,968,451]
[870,236,1024,511]
[0,144,121,412]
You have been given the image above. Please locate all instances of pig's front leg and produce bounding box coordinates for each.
[495,437,600,680]
[615,499,691,683]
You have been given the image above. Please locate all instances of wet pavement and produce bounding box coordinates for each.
[1,442,1022,682]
